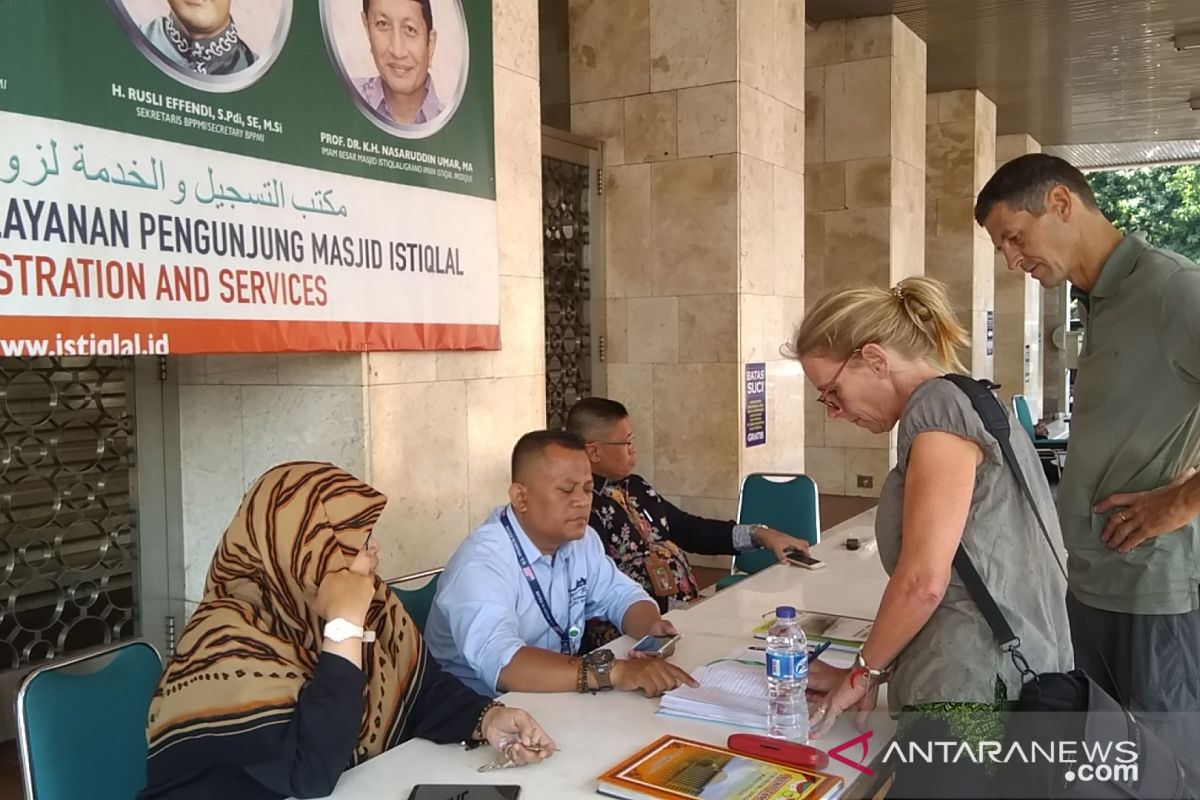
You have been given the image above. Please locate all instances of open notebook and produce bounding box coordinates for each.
[657,648,854,729]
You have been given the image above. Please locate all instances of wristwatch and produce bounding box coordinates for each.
[852,651,889,687]
[581,648,615,692]
[323,617,376,643]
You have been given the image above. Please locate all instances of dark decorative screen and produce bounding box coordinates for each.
[542,156,593,429]
[0,357,137,669]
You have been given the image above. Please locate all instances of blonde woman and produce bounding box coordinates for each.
[792,278,1071,795]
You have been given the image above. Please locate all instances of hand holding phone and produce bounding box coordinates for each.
[630,633,681,658]
[785,548,825,570]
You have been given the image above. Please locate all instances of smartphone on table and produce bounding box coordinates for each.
[785,548,825,570]
[406,785,521,800]
[630,633,681,657]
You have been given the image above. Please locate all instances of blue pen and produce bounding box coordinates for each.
[808,640,832,663]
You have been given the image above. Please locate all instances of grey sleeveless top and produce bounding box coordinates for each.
[875,379,1073,710]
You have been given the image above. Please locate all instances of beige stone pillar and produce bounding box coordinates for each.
[993,134,1044,418]
[176,0,549,596]
[1042,284,1072,418]
[926,90,996,378]
[803,16,926,498]
[569,0,808,529]
[363,0,547,572]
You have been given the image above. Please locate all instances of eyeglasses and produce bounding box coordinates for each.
[816,350,860,413]
[594,438,635,450]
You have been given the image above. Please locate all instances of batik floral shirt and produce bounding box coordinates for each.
[581,474,756,652]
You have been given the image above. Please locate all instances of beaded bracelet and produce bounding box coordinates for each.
[464,700,504,749]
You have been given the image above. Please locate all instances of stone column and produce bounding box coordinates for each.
[803,16,926,498]
[1042,285,1072,418]
[925,90,996,377]
[176,0,550,610]
[993,134,1044,417]
[568,0,808,530]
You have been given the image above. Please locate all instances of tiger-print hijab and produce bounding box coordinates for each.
[146,462,420,764]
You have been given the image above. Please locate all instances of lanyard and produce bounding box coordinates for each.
[500,508,574,655]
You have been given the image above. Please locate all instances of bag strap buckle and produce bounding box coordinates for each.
[1003,638,1038,684]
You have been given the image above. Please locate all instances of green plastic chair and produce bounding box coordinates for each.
[387,568,443,634]
[715,473,820,590]
[1013,395,1068,451]
[16,639,162,800]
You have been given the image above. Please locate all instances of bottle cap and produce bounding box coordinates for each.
[775,605,796,619]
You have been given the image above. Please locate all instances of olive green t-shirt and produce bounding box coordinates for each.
[1059,233,1200,615]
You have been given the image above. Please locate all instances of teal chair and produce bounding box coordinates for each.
[388,568,443,634]
[16,639,162,800]
[1013,394,1068,452]
[716,473,821,591]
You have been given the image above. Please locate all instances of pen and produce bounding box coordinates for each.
[747,642,831,660]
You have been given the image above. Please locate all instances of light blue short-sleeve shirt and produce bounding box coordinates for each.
[424,505,653,697]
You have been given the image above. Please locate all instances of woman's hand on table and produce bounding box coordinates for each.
[806,658,848,693]
[809,664,879,739]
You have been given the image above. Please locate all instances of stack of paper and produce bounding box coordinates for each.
[657,645,856,729]
[658,659,770,729]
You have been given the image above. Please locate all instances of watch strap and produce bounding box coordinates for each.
[323,618,376,643]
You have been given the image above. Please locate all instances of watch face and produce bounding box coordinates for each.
[325,619,361,641]
[585,649,614,668]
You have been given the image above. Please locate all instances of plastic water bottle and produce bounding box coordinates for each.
[765,605,809,742]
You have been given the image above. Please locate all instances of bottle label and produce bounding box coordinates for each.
[765,651,808,681]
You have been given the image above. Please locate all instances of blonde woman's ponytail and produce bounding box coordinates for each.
[787,276,969,373]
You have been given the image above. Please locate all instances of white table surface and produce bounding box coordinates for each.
[314,508,893,800]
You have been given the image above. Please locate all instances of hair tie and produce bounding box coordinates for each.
[891,285,904,300]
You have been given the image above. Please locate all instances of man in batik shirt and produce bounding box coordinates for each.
[566,398,806,650]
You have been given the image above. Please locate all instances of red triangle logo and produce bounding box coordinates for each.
[827,730,874,776]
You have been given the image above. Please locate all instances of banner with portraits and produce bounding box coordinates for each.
[0,0,498,355]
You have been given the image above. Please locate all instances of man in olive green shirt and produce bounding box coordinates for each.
[976,154,1200,772]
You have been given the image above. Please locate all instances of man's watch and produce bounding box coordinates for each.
[323,617,375,643]
[581,648,615,692]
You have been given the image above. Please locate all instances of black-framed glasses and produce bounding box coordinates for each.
[595,438,635,449]
[816,349,860,412]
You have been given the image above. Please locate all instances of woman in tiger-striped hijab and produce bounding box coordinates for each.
[139,462,555,800]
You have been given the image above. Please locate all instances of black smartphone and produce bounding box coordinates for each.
[785,550,825,570]
[406,785,521,800]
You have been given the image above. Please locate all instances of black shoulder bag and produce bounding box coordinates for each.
[940,375,1191,799]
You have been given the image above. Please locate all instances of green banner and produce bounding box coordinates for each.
[0,0,495,199]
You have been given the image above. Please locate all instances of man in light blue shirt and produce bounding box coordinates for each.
[426,431,697,698]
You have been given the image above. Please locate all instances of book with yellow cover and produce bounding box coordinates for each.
[753,611,872,652]
[596,735,843,800]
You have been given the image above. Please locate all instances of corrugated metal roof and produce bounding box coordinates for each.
[806,0,1200,147]
[1044,140,1200,169]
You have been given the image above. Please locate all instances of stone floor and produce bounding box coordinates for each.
[0,494,879,800]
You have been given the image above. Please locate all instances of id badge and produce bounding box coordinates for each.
[645,555,676,597]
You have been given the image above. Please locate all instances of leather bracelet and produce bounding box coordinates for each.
[466,700,504,747]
